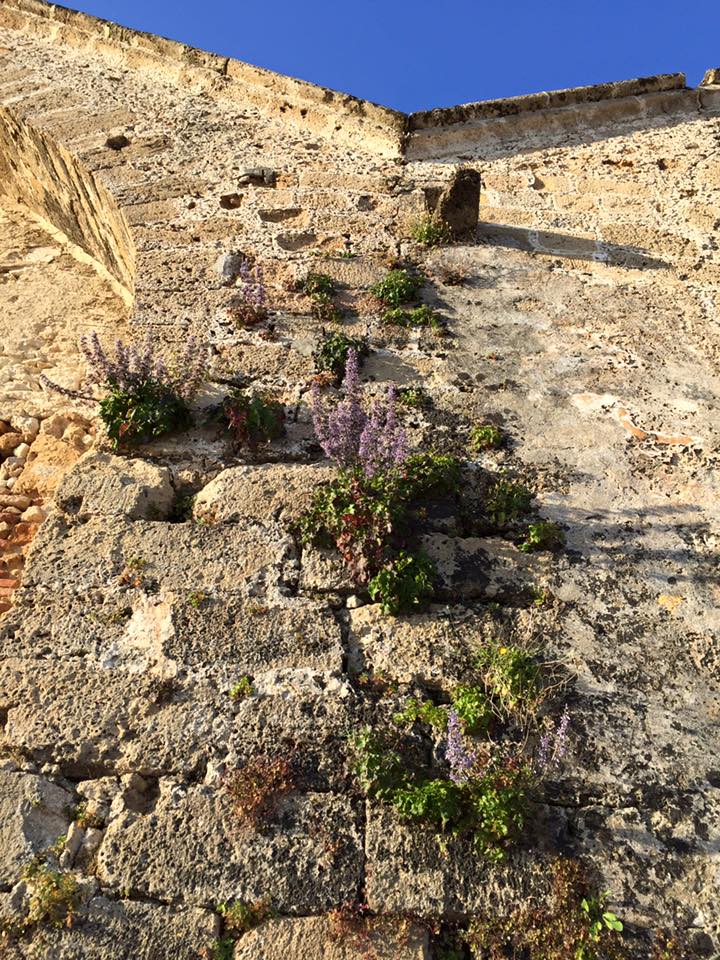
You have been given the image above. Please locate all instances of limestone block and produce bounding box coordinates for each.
[20,515,297,598]
[0,771,73,881]
[95,786,363,912]
[13,434,83,498]
[193,462,335,525]
[234,916,429,959]
[298,547,356,594]
[11,897,217,960]
[420,534,539,602]
[54,451,175,520]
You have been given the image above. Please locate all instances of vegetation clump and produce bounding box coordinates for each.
[212,388,285,450]
[41,330,207,449]
[223,755,295,830]
[21,858,80,930]
[410,214,453,247]
[371,268,424,307]
[299,272,342,323]
[398,385,431,410]
[313,332,368,381]
[485,474,534,528]
[465,858,625,959]
[383,304,444,331]
[301,356,460,614]
[229,676,254,700]
[218,898,275,936]
[470,423,503,452]
[228,258,268,327]
[520,520,566,553]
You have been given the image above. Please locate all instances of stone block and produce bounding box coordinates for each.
[96,786,363,912]
[194,463,335,525]
[54,452,175,520]
[0,771,73,882]
[234,915,429,959]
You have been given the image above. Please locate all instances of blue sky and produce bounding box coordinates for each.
[70,1,720,113]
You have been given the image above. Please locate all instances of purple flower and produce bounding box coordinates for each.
[445,709,479,784]
[312,349,408,476]
[45,329,208,403]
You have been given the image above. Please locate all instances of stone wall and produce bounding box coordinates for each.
[1,2,719,959]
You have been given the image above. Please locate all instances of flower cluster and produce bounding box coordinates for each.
[535,706,570,775]
[311,348,407,477]
[41,329,207,403]
[445,708,480,784]
[229,258,268,326]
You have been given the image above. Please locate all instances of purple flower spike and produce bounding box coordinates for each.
[445,709,478,784]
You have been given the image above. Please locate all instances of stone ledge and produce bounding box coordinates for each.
[408,73,687,130]
[0,0,406,157]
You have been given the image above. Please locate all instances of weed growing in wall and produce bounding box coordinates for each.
[410,214,453,248]
[41,330,207,449]
[465,858,626,959]
[383,304,445,332]
[223,755,295,830]
[211,388,285,450]
[371,268,424,307]
[313,332,368,381]
[470,423,503,452]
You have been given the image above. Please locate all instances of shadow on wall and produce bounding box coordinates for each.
[478,222,670,270]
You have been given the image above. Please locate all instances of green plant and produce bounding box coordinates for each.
[520,520,566,553]
[205,937,234,960]
[452,685,493,734]
[187,591,208,608]
[470,423,503,452]
[410,214,452,247]
[466,859,627,959]
[217,898,275,936]
[21,859,81,929]
[299,452,458,611]
[351,730,528,860]
[368,549,435,615]
[475,642,541,713]
[395,451,461,499]
[393,697,448,730]
[223,755,295,829]
[349,727,406,800]
[214,389,285,449]
[71,801,103,831]
[383,305,444,331]
[311,291,343,324]
[371,268,424,307]
[299,272,336,298]
[393,684,491,735]
[398,386,430,410]
[313,332,368,381]
[485,475,533,528]
[99,381,192,448]
[229,676,254,700]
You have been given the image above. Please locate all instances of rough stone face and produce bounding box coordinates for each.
[4,897,218,959]
[436,167,481,237]
[95,786,363,912]
[234,916,429,959]
[1,1,720,955]
[54,452,175,520]
[0,771,73,880]
[193,463,335,525]
[13,434,84,498]
[20,515,297,599]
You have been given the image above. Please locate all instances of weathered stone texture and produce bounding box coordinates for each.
[1,1,720,956]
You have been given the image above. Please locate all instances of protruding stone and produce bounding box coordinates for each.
[54,452,175,520]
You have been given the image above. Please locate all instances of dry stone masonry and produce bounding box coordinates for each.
[0,0,719,957]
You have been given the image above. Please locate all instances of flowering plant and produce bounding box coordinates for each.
[41,330,207,447]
